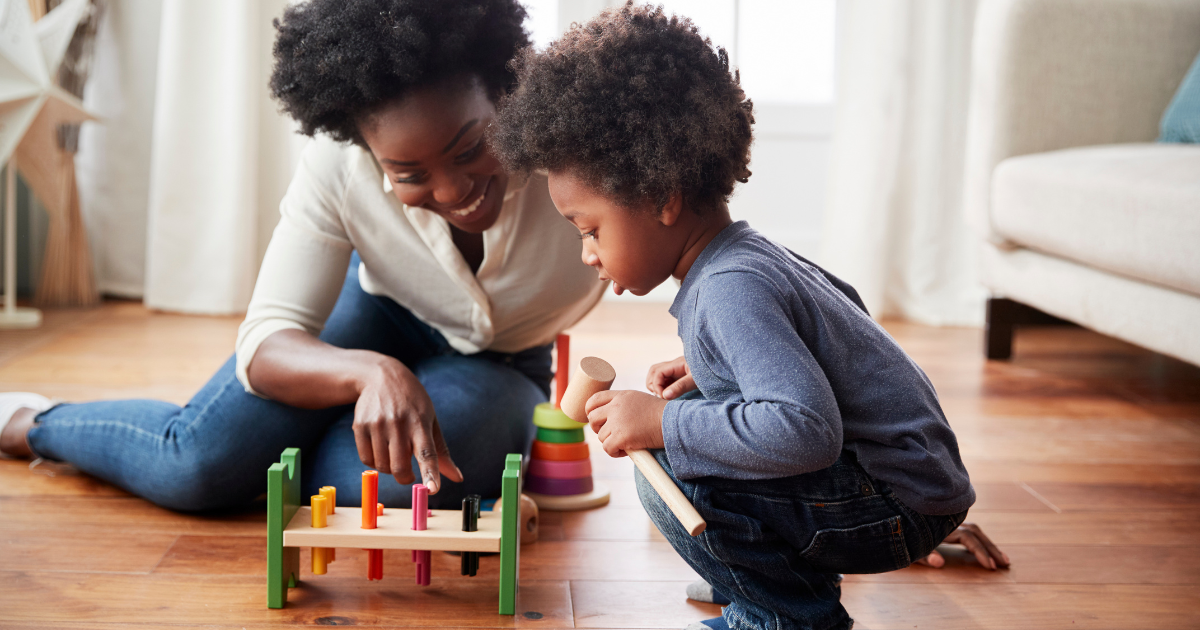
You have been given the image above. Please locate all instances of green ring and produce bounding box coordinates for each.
[536,426,585,444]
[532,403,587,430]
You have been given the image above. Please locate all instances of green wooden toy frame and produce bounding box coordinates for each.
[266,448,522,614]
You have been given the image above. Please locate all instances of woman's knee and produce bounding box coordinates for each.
[415,356,544,442]
[144,448,266,512]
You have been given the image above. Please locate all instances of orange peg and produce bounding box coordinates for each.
[362,471,379,529]
[554,333,570,407]
[377,502,384,516]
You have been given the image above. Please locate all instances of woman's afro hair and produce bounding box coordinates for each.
[491,2,754,214]
[270,0,530,146]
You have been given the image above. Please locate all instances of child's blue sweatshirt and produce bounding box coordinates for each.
[662,221,975,516]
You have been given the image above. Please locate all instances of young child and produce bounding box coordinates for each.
[492,5,1005,630]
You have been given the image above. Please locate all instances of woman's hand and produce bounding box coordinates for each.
[248,329,464,493]
[353,356,464,493]
[915,522,1010,570]
[584,390,667,457]
[646,356,697,400]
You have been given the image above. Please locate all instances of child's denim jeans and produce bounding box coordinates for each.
[637,448,967,630]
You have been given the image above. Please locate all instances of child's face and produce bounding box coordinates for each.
[547,171,683,296]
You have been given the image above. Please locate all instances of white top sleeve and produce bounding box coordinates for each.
[234,140,355,395]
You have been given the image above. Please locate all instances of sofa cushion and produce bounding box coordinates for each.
[992,143,1200,296]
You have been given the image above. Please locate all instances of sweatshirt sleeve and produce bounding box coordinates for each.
[661,270,844,480]
[234,140,355,396]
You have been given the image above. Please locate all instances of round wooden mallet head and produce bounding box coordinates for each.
[559,356,616,423]
[494,493,540,544]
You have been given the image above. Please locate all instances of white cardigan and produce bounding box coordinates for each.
[235,135,606,395]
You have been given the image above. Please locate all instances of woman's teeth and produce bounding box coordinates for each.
[450,188,487,217]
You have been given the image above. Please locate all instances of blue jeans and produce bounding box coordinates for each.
[637,449,967,630]
[27,255,552,512]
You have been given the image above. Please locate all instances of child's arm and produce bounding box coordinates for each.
[662,270,844,480]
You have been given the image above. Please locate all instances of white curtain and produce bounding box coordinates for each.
[77,0,303,313]
[819,0,985,326]
[75,0,161,298]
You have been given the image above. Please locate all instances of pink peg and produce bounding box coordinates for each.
[411,484,431,585]
[412,484,428,531]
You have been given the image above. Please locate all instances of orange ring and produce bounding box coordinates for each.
[531,440,589,461]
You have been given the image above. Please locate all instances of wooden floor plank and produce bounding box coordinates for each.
[560,507,665,542]
[0,497,265,535]
[962,461,1200,485]
[843,583,1200,630]
[0,530,177,574]
[963,511,1200,546]
[1021,482,1200,511]
[0,572,574,627]
[570,581,723,629]
[0,460,129,497]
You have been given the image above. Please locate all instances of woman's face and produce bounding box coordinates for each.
[359,78,509,234]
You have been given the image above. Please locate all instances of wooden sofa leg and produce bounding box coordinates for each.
[985,297,1075,360]
[985,298,1018,360]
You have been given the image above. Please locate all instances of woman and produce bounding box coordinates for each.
[0,0,605,510]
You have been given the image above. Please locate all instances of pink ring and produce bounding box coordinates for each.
[529,458,592,479]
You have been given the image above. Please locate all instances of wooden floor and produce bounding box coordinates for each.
[1,300,1198,629]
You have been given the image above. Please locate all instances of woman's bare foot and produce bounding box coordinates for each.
[0,407,37,458]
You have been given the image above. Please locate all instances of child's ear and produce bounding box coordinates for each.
[658,192,684,227]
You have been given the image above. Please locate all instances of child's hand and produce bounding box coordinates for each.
[915,522,1010,570]
[646,356,697,400]
[584,390,668,457]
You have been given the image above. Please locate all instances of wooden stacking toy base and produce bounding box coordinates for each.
[526,483,611,511]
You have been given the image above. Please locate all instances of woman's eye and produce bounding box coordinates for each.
[394,173,425,184]
[454,139,485,164]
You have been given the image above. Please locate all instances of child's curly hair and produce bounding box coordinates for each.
[491,2,754,214]
[270,0,530,147]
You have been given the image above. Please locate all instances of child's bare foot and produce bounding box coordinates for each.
[0,393,52,458]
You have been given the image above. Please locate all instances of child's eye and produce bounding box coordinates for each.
[576,230,597,241]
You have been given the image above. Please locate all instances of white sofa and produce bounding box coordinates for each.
[964,0,1200,365]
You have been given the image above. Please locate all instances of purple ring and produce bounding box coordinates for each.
[524,474,594,496]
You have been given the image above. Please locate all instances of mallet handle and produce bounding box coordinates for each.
[560,356,707,537]
[628,449,706,536]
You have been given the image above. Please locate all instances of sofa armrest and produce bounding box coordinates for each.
[963,0,1200,242]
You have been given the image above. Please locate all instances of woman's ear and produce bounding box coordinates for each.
[658,192,684,227]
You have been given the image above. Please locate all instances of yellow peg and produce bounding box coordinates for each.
[320,486,337,561]
[311,495,329,574]
[320,486,336,514]
[312,547,328,575]
[311,495,328,528]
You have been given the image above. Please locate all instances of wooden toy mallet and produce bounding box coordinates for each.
[559,357,707,536]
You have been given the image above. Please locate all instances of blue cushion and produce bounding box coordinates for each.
[1160,49,1200,143]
